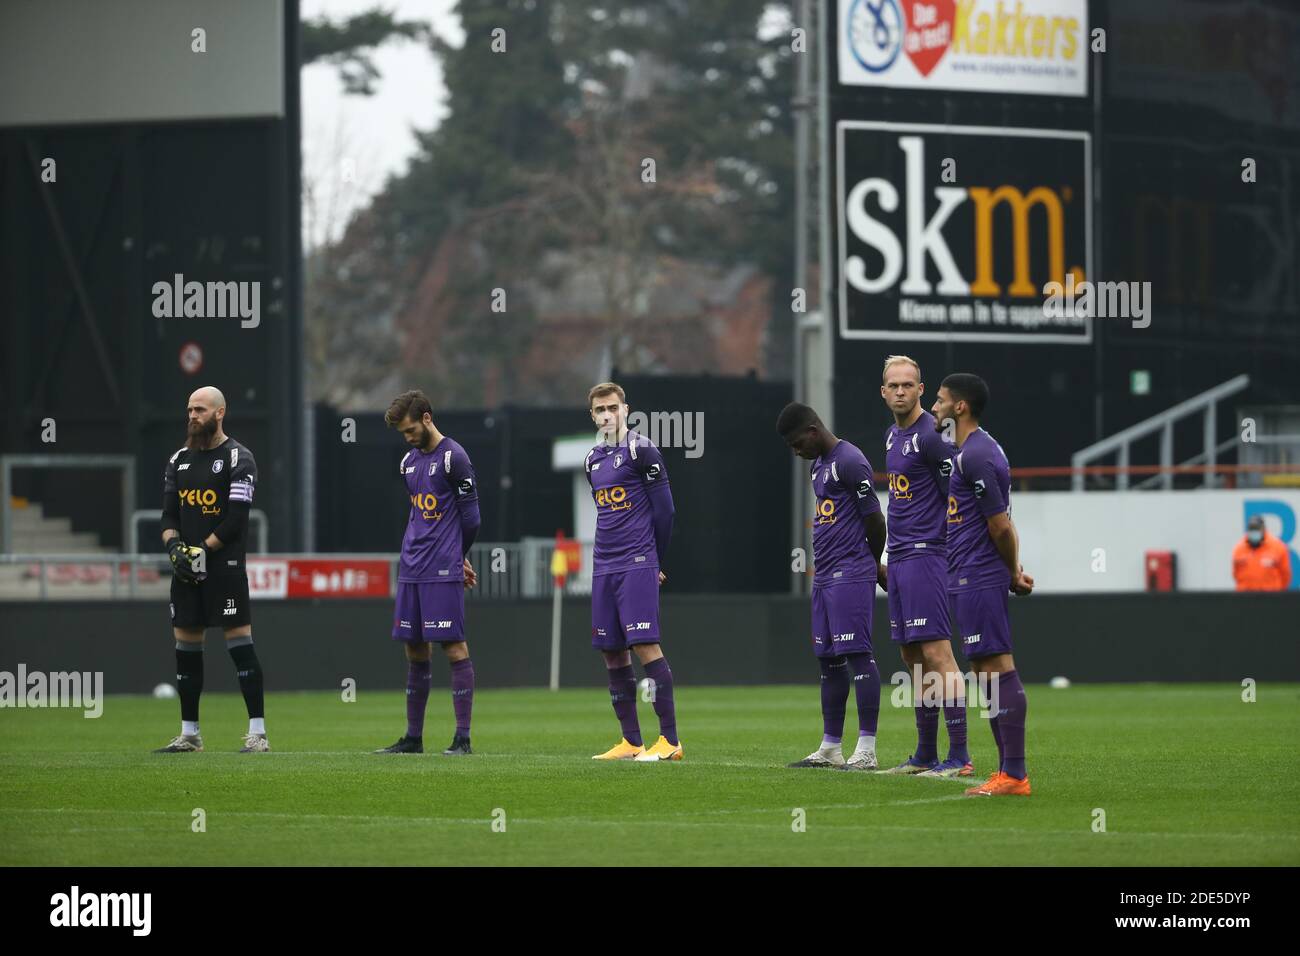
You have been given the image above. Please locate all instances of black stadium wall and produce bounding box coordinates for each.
[1,31,304,551]
[2,592,1296,695]
[312,373,795,594]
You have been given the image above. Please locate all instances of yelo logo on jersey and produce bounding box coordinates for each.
[947,495,962,524]
[888,473,912,500]
[816,498,836,525]
[179,488,222,516]
[595,485,631,512]
[410,493,443,521]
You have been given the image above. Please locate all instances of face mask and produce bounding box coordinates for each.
[1248,530,1263,546]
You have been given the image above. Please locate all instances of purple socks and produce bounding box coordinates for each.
[846,653,880,737]
[819,656,850,743]
[405,659,432,738]
[607,664,642,746]
[915,700,940,763]
[944,695,969,764]
[997,669,1027,779]
[643,657,678,746]
[450,658,475,736]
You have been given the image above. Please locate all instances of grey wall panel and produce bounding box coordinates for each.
[0,0,284,127]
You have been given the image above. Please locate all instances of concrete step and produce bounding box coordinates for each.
[9,510,72,533]
[6,498,114,554]
[10,532,115,554]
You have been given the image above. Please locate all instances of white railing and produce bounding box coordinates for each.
[1070,375,1251,491]
[130,508,269,554]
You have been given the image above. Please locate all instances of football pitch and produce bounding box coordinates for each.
[2,683,1298,866]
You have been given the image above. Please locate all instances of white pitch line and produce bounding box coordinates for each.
[2,807,1297,841]
[884,795,968,807]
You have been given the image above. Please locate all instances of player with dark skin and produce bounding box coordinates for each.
[783,420,889,578]
[391,409,479,668]
[780,404,889,769]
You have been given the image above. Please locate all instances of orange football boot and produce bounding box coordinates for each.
[965,772,1031,796]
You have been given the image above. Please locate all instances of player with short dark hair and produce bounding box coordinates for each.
[930,374,1035,797]
[156,386,268,753]
[375,390,481,756]
[586,382,682,761]
[778,402,887,770]
[878,356,972,778]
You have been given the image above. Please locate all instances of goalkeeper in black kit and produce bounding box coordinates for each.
[156,386,269,753]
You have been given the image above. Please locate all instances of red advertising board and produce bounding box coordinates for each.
[247,558,391,599]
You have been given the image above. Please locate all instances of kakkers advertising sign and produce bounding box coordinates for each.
[838,0,1089,97]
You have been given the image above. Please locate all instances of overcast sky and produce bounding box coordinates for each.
[301,0,462,246]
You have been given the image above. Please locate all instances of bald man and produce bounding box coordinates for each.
[156,386,269,753]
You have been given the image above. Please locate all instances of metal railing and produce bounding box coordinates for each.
[130,508,268,554]
[1070,375,1251,491]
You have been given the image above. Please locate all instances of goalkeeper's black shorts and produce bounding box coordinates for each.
[169,573,252,629]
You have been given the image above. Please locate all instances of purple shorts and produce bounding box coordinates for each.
[887,554,952,644]
[951,585,1013,659]
[810,582,874,659]
[591,566,661,651]
[392,581,465,642]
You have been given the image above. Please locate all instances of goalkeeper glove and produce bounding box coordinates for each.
[168,538,207,584]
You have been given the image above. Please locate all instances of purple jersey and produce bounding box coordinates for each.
[586,431,669,576]
[398,437,478,583]
[884,410,953,562]
[810,440,881,586]
[946,427,1012,592]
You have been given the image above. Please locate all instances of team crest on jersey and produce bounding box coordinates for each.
[212,460,223,474]
[614,454,622,468]
[822,469,829,482]
[902,437,914,456]
[429,461,438,476]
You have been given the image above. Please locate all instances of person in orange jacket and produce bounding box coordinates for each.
[1233,515,1292,591]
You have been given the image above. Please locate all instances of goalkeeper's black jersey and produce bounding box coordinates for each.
[161,436,258,575]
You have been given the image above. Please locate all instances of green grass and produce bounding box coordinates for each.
[2,684,1298,866]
